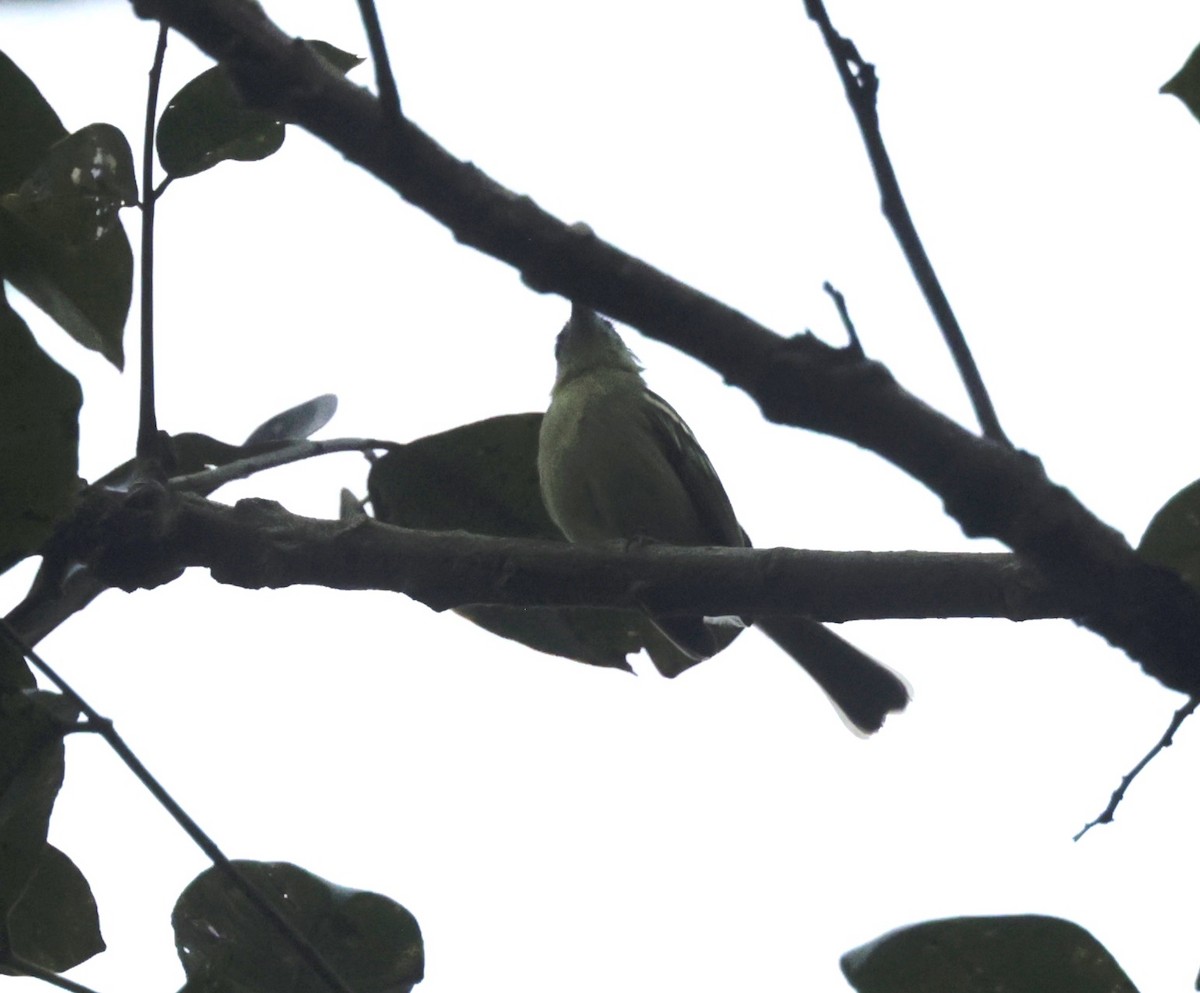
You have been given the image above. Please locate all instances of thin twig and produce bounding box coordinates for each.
[3,953,106,993]
[804,0,1009,447]
[1074,695,1199,840]
[136,23,169,460]
[0,622,356,993]
[169,437,401,495]
[822,281,863,357]
[354,0,402,125]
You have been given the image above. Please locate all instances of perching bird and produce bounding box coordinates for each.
[536,303,909,734]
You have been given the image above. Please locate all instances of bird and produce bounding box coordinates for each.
[536,303,909,734]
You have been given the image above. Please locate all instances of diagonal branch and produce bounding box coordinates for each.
[122,0,1200,697]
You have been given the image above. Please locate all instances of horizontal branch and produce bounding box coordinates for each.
[124,0,1200,697]
[12,485,1073,627]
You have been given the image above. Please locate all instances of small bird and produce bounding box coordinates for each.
[536,303,909,734]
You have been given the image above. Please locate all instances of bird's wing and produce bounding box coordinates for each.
[639,389,745,548]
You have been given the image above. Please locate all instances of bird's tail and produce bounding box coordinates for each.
[757,615,910,735]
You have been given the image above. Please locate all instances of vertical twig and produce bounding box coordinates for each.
[136,23,169,460]
[354,0,402,126]
[805,0,1010,447]
[822,281,863,357]
[0,622,356,993]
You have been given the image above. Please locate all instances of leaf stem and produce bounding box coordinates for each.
[136,23,169,460]
[354,0,402,125]
[2,953,106,993]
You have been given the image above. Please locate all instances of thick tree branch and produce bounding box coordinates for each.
[6,485,1081,648]
[122,0,1200,697]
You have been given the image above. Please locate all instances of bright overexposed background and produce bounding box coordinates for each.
[3,1,1200,991]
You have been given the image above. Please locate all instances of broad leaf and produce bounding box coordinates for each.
[0,692,75,925]
[174,860,422,993]
[368,412,696,672]
[244,393,338,445]
[0,292,81,570]
[0,62,131,367]
[842,915,1138,993]
[1138,477,1200,588]
[0,204,132,367]
[0,50,67,193]
[4,123,136,249]
[156,63,285,179]
[157,40,363,179]
[369,413,559,540]
[5,843,104,972]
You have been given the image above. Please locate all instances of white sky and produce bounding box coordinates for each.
[4,1,1200,991]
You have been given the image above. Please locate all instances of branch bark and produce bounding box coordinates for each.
[7,486,1069,643]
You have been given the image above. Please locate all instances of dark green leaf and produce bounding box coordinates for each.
[244,394,338,445]
[166,433,256,475]
[457,604,641,671]
[1162,43,1200,123]
[4,123,137,250]
[841,915,1139,993]
[157,65,284,178]
[174,861,423,993]
[370,413,559,540]
[1137,477,1200,588]
[0,692,76,922]
[0,50,67,194]
[369,412,695,672]
[6,843,104,972]
[156,40,361,179]
[0,634,34,694]
[0,176,131,368]
[0,292,80,569]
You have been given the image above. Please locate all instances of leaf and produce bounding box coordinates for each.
[244,394,338,445]
[1162,42,1200,123]
[0,692,76,924]
[0,636,34,694]
[369,413,560,540]
[0,50,67,194]
[173,860,423,993]
[0,89,133,367]
[0,208,131,368]
[841,915,1139,993]
[368,412,691,672]
[5,843,105,972]
[0,292,81,570]
[4,123,137,250]
[1137,477,1200,588]
[0,123,136,368]
[156,40,362,179]
[156,63,286,179]
[456,604,640,671]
